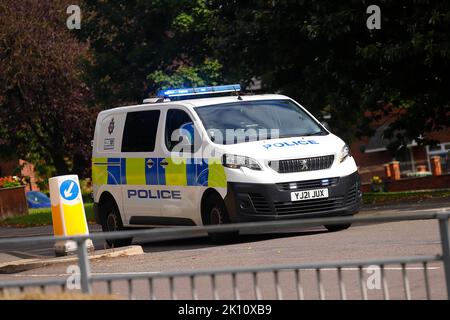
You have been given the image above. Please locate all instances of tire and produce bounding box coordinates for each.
[324,223,351,232]
[203,193,239,244]
[100,199,133,248]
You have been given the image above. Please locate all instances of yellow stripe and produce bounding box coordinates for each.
[92,157,108,164]
[165,157,187,186]
[62,202,88,235]
[92,157,107,185]
[208,160,227,187]
[126,158,146,185]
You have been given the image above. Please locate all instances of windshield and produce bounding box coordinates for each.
[194,99,327,145]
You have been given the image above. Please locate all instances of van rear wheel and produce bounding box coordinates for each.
[204,193,239,244]
[100,200,133,248]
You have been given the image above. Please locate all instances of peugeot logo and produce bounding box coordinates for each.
[300,159,309,170]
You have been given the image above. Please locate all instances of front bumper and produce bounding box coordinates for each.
[224,171,361,222]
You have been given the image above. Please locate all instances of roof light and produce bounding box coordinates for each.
[157,84,241,98]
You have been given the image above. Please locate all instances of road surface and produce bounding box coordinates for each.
[1,199,449,299]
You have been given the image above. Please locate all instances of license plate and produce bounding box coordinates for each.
[291,188,329,201]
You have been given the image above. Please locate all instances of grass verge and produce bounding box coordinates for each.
[0,203,95,227]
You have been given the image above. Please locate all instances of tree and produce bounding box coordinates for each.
[0,0,96,176]
[204,1,450,149]
[64,0,450,156]
[147,58,223,90]
[79,0,217,106]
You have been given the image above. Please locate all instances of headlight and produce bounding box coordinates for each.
[339,144,351,163]
[222,154,262,170]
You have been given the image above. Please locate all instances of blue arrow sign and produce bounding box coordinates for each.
[60,179,79,201]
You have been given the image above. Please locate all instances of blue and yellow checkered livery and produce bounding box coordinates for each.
[92,157,227,187]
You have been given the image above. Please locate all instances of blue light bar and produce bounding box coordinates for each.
[157,84,241,98]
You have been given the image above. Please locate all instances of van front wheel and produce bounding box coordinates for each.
[324,223,351,232]
[203,193,239,244]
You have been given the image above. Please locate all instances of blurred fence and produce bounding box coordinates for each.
[0,212,449,300]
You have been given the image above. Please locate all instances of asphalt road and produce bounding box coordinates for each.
[1,198,450,299]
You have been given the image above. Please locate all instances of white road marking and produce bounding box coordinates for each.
[8,266,440,278]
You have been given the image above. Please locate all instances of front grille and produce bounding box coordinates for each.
[249,193,272,214]
[269,155,334,173]
[274,197,345,215]
[248,182,357,216]
[345,184,358,206]
[277,177,339,191]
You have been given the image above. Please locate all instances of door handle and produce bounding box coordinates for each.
[160,159,169,167]
[146,159,154,169]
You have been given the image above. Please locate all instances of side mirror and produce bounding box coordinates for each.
[207,129,216,142]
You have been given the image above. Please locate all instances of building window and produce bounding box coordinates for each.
[396,147,415,175]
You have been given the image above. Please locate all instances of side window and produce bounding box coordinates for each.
[165,109,195,152]
[121,110,160,152]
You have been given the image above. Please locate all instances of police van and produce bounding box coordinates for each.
[92,84,361,246]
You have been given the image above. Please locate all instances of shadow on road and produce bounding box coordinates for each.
[137,228,328,253]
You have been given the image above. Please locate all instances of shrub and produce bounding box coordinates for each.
[370,175,385,192]
[0,176,24,189]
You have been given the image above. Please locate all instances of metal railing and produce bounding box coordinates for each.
[0,212,449,299]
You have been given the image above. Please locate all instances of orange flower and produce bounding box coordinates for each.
[0,176,23,188]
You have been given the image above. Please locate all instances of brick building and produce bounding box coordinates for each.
[352,125,450,190]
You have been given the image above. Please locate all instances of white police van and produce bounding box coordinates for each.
[92,84,361,246]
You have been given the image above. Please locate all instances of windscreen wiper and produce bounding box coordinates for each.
[301,131,326,136]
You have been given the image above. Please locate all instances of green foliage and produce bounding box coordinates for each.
[203,1,450,146]
[147,59,223,90]
[0,182,20,188]
[79,0,219,104]
[172,12,195,33]
[79,1,191,105]
[80,178,93,203]
[0,176,23,189]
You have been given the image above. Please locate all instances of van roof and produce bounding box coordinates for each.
[99,94,291,115]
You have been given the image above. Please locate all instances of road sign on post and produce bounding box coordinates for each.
[49,175,94,256]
